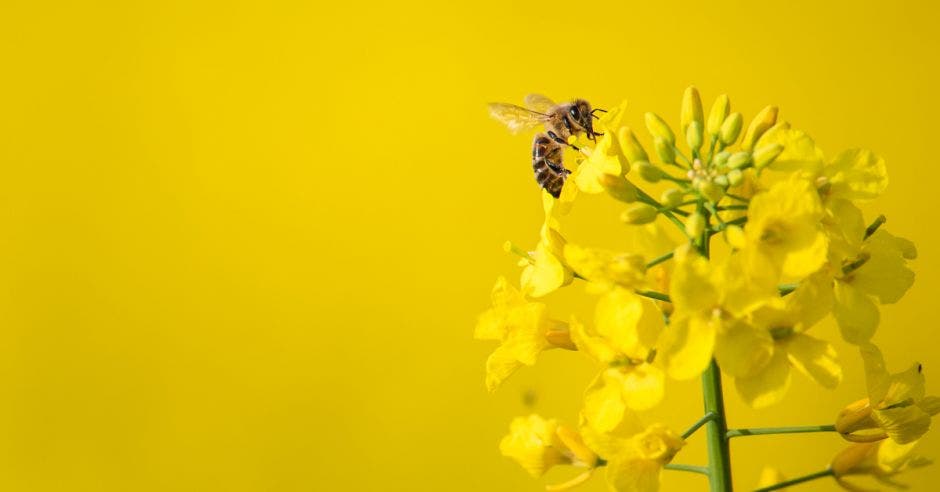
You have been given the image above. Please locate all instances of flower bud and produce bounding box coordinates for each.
[719,112,743,146]
[555,425,598,467]
[600,174,638,203]
[645,112,675,145]
[654,136,676,164]
[834,398,888,443]
[727,151,752,169]
[544,327,577,351]
[714,150,731,166]
[707,94,730,136]
[713,174,729,188]
[621,203,659,225]
[635,160,664,183]
[680,86,704,133]
[661,188,683,208]
[685,212,705,237]
[753,143,785,169]
[618,127,649,163]
[830,442,878,478]
[742,105,778,151]
[727,168,743,186]
[698,180,724,202]
[686,120,704,152]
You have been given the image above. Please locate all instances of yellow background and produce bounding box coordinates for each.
[0,0,937,490]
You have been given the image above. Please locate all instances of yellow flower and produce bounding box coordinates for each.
[820,149,888,202]
[659,247,778,380]
[831,439,931,491]
[572,290,666,431]
[500,414,598,478]
[574,129,629,195]
[719,271,842,408]
[829,215,916,344]
[474,277,573,392]
[835,343,940,444]
[578,408,684,492]
[521,192,574,298]
[741,177,828,281]
[563,245,647,292]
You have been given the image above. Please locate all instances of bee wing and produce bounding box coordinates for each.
[524,93,557,113]
[488,102,547,134]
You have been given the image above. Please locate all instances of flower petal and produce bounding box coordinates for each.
[735,348,792,408]
[833,281,879,344]
[785,333,842,389]
[714,319,774,378]
[658,314,715,380]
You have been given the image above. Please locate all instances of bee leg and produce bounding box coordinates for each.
[547,131,579,151]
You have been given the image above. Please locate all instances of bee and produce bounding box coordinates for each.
[489,94,605,198]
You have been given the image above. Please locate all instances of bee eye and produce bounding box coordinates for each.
[569,106,580,119]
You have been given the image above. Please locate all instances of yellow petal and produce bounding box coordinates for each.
[825,148,888,201]
[658,314,715,380]
[499,414,567,477]
[757,467,788,490]
[619,364,666,411]
[852,230,915,304]
[873,405,931,444]
[570,316,618,363]
[605,456,661,492]
[714,319,774,378]
[833,281,879,344]
[595,289,663,357]
[583,370,630,433]
[735,348,792,408]
[521,242,571,298]
[575,132,627,194]
[757,125,825,174]
[785,333,842,389]
[669,250,718,313]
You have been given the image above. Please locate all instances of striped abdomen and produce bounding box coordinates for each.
[532,133,570,198]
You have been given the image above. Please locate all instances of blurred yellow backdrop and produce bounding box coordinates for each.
[0,0,938,490]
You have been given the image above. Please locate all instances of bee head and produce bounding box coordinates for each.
[567,99,602,141]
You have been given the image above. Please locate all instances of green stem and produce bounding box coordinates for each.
[636,188,687,236]
[702,360,733,492]
[726,425,836,439]
[777,283,798,297]
[665,463,710,476]
[752,468,833,492]
[635,290,671,303]
[681,412,717,439]
[646,251,674,269]
[697,206,733,492]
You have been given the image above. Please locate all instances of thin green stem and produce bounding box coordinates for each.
[665,463,710,476]
[701,360,732,492]
[753,468,834,492]
[725,193,750,203]
[726,424,836,439]
[681,412,717,439]
[635,290,671,303]
[646,251,674,269]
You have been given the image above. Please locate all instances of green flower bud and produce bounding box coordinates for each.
[621,203,659,225]
[654,136,675,164]
[618,127,649,163]
[685,212,705,237]
[600,174,638,203]
[707,94,730,136]
[720,112,743,146]
[698,180,724,202]
[752,143,785,169]
[686,120,704,152]
[635,160,664,182]
[714,150,731,166]
[681,86,704,133]
[661,188,683,208]
[727,168,743,186]
[742,105,778,151]
[713,174,729,188]
[727,151,752,169]
[645,112,675,145]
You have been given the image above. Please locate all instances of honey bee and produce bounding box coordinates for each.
[489,94,605,198]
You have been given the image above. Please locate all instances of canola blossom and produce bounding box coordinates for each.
[477,87,931,491]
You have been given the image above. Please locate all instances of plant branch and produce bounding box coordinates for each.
[753,468,834,492]
[682,412,718,439]
[726,424,836,439]
[665,463,710,476]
